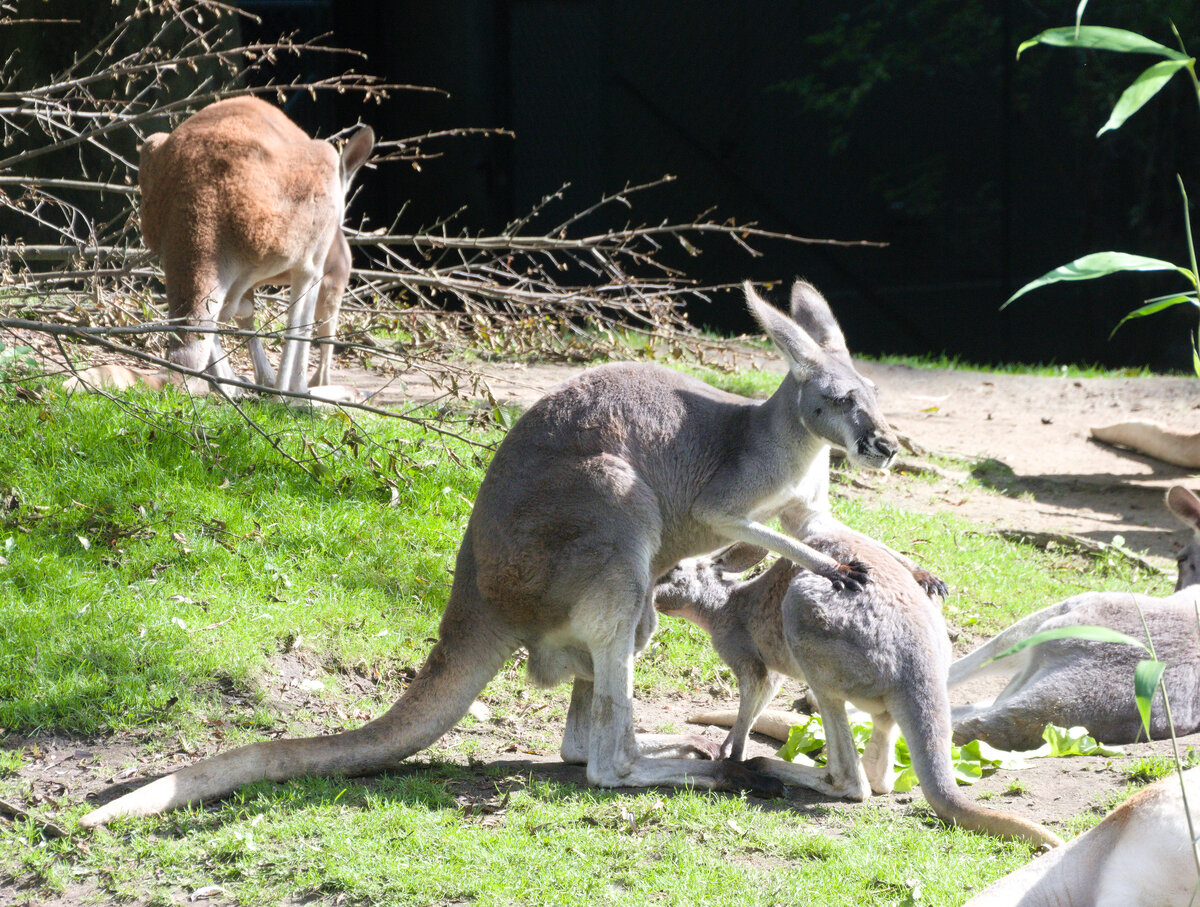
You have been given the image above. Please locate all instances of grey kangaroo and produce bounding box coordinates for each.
[654,535,1063,847]
[692,485,1200,756]
[947,484,1200,750]
[81,279,914,827]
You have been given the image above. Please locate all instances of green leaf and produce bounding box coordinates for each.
[1193,334,1200,379]
[1018,26,1191,61]
[1004,252,1194,307]
[987,624,1150,664]
[777,715,824,764]
[1134,659,1167,736]
[1098,59,1193,135]
[1109,294,1199,338]
[1038,723,1124,757]
[892,766,919,793]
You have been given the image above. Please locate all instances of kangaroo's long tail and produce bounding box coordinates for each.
[891,686,1062,848]
[80,614,514,828]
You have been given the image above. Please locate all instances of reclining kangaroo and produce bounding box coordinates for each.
[84,97,373,400]
[654,536,1062,847]
[964,766,1200,905]
[691,485,1200,754]
[946,483,1200,750]
[80,279,905,827]
[1091,420,1200,469]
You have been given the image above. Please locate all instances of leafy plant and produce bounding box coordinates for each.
[1004,15,1200,373]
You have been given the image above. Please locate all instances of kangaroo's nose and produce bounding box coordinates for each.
[860,434,899,466]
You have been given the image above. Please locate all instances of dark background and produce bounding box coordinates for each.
[21,1,1200,370]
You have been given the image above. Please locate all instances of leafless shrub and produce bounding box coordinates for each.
[0,0,876,470]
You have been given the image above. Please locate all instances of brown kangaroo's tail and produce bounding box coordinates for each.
[889,688,1063,848]
[80,613,515,828]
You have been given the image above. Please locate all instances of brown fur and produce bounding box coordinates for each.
[138,96,373,398]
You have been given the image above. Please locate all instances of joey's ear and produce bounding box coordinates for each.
[1167,485,1200,532]
[339,124,375,186]
[789,280,847,354]
[744,281,822,377]
[712,542,771,574]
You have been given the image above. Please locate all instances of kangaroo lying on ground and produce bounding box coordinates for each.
[1091,420,1200,469]
[690,485,1200,754]
[80,97,373,401]
[946,484,1200,750]
[79,280,916,827]
[654,535,1062,846]
[964,766,1200,905]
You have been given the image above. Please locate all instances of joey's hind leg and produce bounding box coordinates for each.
[725,666,784,760]
[861,712,899,795]
[579,588,777,795]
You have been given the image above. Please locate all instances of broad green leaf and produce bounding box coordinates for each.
[1109,294,1199,338]
[777,714,825,763]
[1099,59,1193,135]
[1018,26,1191,61]
[1038,723,1124,757]
[987,624,1149,663]
[893,766,919,793]
[1004,252,1193,307]
[1134,658,1167,736]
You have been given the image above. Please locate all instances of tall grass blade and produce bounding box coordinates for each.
[1075,0,1089,37]
[987,624,1149,663]
[1099,59,1193,135]
[1109,294,1199,338]
[1018,26,1191,61]
[1135,658,1167,737]
[1003,252,1192,307]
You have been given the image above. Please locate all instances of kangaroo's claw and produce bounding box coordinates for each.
[828,559,870,591]
[914,569,949,600]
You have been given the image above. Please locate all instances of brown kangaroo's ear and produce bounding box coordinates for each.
[713,542,771,574]
[1167,485,1200,532]
[339,124,375,186]
[789,280,847,354]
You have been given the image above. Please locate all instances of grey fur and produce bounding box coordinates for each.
[948,484,1200,750]
[80,279,897,827]
[656,533,1061,846]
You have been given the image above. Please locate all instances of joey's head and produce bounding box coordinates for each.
[744,280,898,470]
[1166,485,1200,591]
[653,557,737,633]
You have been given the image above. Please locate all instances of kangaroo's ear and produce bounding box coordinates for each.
[789,280,847,354]
[744,281,822,378]
[1167,485,1200,532]
[339,124,375,187]
[712,542,771,574]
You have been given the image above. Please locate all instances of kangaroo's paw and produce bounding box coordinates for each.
[912,568,948,600]
[716,759,787,799]
[824,559,870,592]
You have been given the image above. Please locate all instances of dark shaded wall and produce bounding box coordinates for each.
[88,2,1200,369]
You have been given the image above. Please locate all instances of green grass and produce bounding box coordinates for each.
[0,382,1172,905]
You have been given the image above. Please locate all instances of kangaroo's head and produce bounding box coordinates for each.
[1166,485,1200,591]
[653,557,738,633]
[745,280,898,470]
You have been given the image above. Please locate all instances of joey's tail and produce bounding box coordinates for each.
[80,614,515,828]
[947,600,1077,689]
[890,687,1062,848]
[690,708,797,744]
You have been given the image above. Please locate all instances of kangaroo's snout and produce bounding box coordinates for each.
[857,433,899,469]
